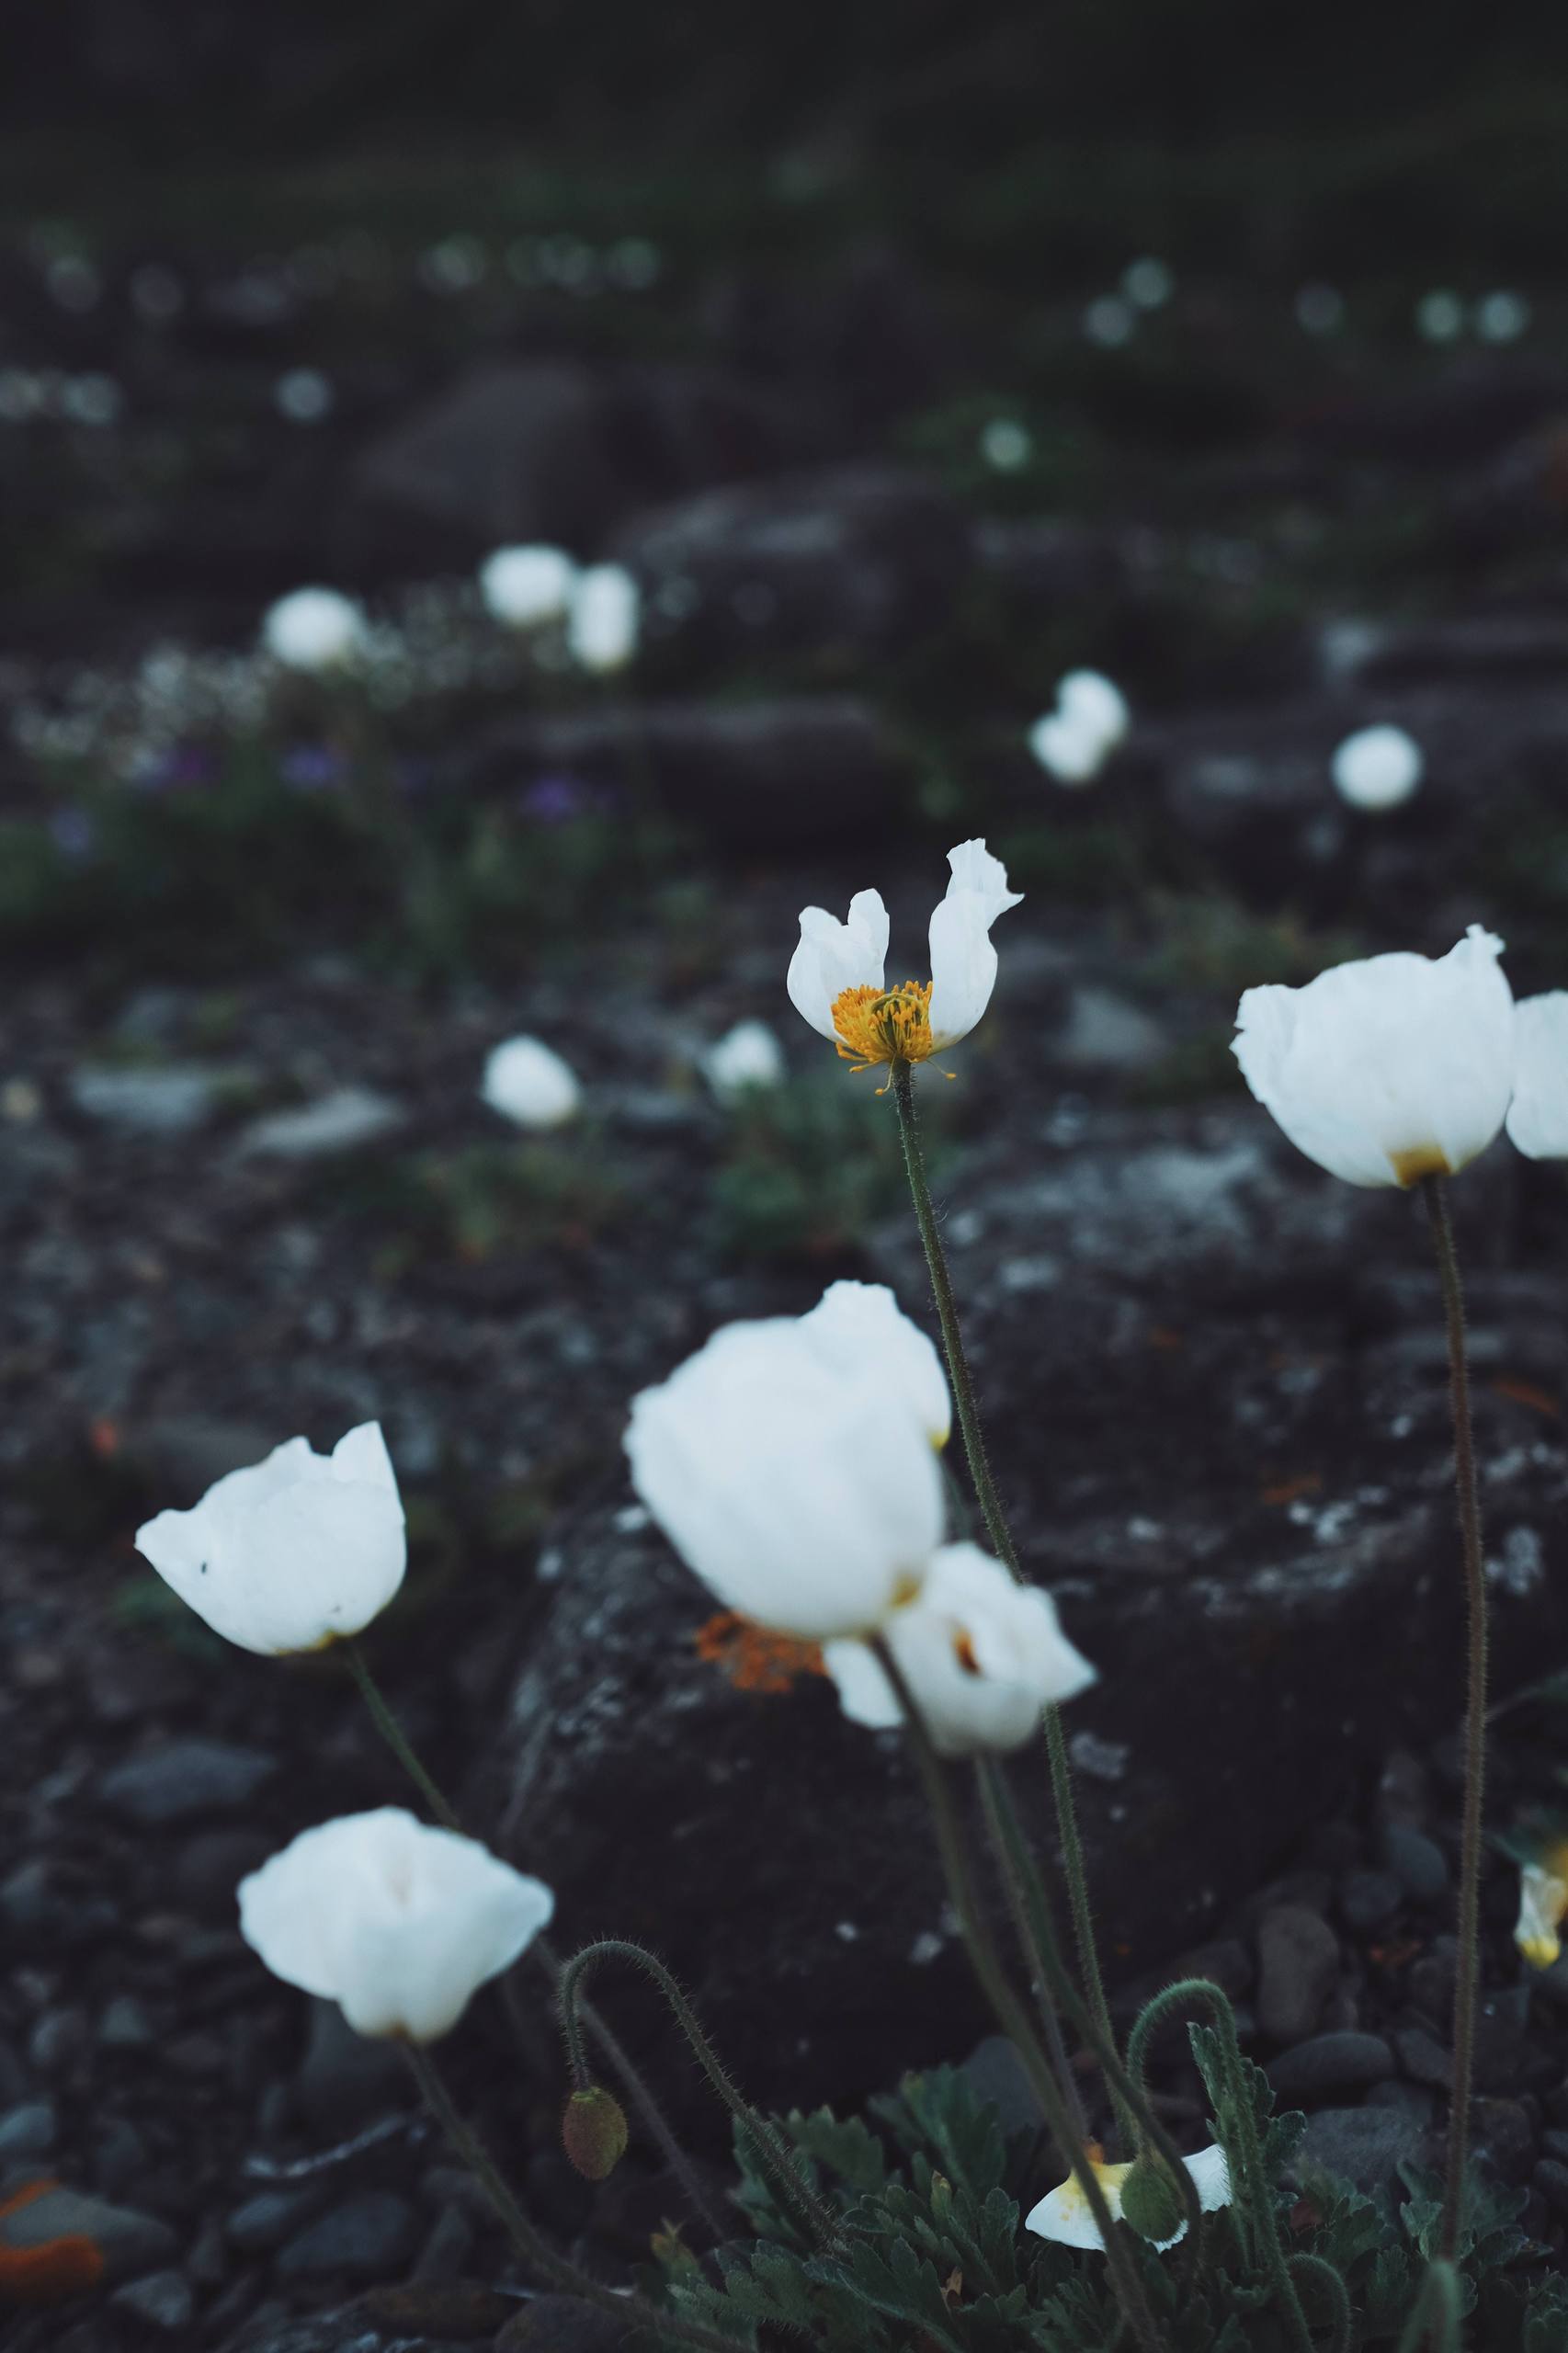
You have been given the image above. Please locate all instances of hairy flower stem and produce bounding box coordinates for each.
[1422,1174,1488,2263]
[1393,2260,1462,2353]
[890,1062,1115,2065]
[873,1642,1166,2353]
[402,2043,738,2353]
[1125,1979,1315,2353]
[558,1938,841,2255]
[345,1643,722,2237]
[974,1762,1092,2144]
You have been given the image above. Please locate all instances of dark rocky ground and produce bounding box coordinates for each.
[7,94,1568,2348]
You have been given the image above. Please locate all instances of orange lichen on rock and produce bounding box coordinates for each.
[0,2182,106,2308]
[694,1611,825,1694]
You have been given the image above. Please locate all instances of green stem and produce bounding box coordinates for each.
[1125,1980,1315,2353]
[873,1642,1166,2353]
[1289,2253,1353,2353]
[974,1760,1092,2144]
[403,2042,739,2353]
[558,1938,841,2256]
[345,1643,723,2237]
[1393,2260,1462,2353]
[1422,1173,1488,2264]
[890,1060,1115,2062]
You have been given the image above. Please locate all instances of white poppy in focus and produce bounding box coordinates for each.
[1506,994,1568,1162]
[787,839,1021,1076]
[626,1315,945,1641]
[1233,926,1514,1188]
[824,1542,1095,1756]
[479,545,577,629]
[798,1280,949,1448]
[135,1424,405,1655]
[1515,1849,1568,1969]
[701,1019,785,1103]
[239,1808,554,2040]
[481,1037,582,1130]
[1331,724,1424,813]
[261,586,369,674]
[567,563,639,672]
[1026,2144,1231,2253]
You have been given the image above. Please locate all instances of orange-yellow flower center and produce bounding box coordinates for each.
[831,981,936,1073]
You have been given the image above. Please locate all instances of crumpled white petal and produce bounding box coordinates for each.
[626,1315,944,1640]
[927,841,1024,1049]
[1506,993,1568,1162]
[239,1808,554,2041]
[1233,925,1514,1187]
[824,1543,1095,1755]
[1025,2143,1231,2253]
[797,1281,950,1447]
[135,1423,406,1655]
[786,891,889,1040]
[1515,1858,1568,1969]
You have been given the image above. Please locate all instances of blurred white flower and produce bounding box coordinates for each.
[824,1543,1094,1756]
[481,1037,582,1130]
[980,417,1032,472]
[1121,256,1174,311]
[479,545,578,630]
[701,1018,785,1102]
[1028,668,1131,788]
[788,839,1021,1075]
[1027,2144,1231,2252]
[135,1423,405,1654]
[567,563,640,672]
[1515,1848,1568,1969]
[262,587,369,673]
[1506,994,1568,1162]
[1331,723,1424,812]
[1084,295,1136,349]
[239,1808,553,2040]
[798,1280,949,1448]
[1416,289,1464,344]
[1474,290,1530,345]
[1233,926,1514,1188]
[626,1310,946,1640]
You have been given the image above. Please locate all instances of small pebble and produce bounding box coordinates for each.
[1381,1824,1449,1905]
[1256,1904,1339,2043]
[0,2099,57,2158]
[1340,1870,1402,1934]
[275,2188,418,2282]
[1267,2031,1394,2102]
[1396,2025,1454,2090]
[110,2269,196,2331]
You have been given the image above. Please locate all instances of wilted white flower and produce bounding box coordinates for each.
[1506,994,1568,1162]
[824,1543,1094,1755]
[626,1312,945,1640]
[1026,2144,1231,2253]
[1416,289,1464,344]
[135,1423,405,1654]
[1233,926,1514,1188]
[479,545,578,630]
[1028,669,1131,788]
[262,586,369,674]
[239,1809,553,2040]
[567,563,639,672]
[481,1036,581,1130]
[788,839,1022,1077]
[1515,1845,1568,1969]
[701,1018,785,1102]
[1331,723,1424,812]
[798,1280,949,1448]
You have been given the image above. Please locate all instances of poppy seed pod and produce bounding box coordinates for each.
[562,2086,631,2181]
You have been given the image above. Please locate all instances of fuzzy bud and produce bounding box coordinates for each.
[562,2086,630,2181]
[1118,2154,1188,2245]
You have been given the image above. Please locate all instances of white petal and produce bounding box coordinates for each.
[1185,2144,1233,2215]
[1331,724,1424,813]
[481,1037,582,1129]
[1516,1861,1568,1968]
[1028,710,1108,785]
[822,1637,903,1731]
[1506,993,1568,1162]
[797,1281,950,1446]
[1057,671,1130,749]
[478,545,577,628]
[786,892,888,1040]
[926,842,1021,1051]
[331,1421,399,1497]
[566,564,639,671]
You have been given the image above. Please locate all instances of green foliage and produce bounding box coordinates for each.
[320,1136,622,1276]
[710,1072,916,1264]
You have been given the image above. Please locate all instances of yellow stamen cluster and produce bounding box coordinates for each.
[831,982,937,1074]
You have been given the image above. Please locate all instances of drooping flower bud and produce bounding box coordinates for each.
[1117,2154,1189,2246]
[562,2086,631,2181]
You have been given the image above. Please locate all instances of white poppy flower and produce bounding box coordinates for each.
[135,1424,405,1656]
[701,1019,785,1102]
[824,1543,1094,1756]
[239,1809,554,2040]
[1028,671,1130,788]
[1026,2143,1231,2253]
[787,840,1021,1076]
[261,586,369,673]
[1515,1851,1568,1969]
[626,1315,945,1641]
[567,563,639,672]
[1506,994,1568,1162]
[797,1281,949,1449]
[1331,724,1424,813]
[479,544,577,629]
[481,1036,582,1130]
[1233,926,1514,1188]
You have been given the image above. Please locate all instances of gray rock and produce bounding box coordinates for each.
[98,1995,155,2050]
[496,2293,631,2351]
[1267,2032,1394,2102]
[226,2188,328,2256]
[0,2184,178,2280]
[99,1736,278,1825]
[1395,2026,1454,2089]
[1534,2158,1568,2221]
[1364,2082,1437,2122]
[1256,1906,1339,2045]
[237,1086,403,1162]
[1294,2105,1435,2196]
[69,1063,224,1135]
[1339,1870,1402,1934]
[1055,986,1168,1075]
[959,2037,1048,2138]
[110,2268,196,2330]
[1380,1823,1449,1905]
[28,2007,87,2075]
[294,1999,412,2137]
[0,2100,57,2158]
[274,2188,417,2283]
